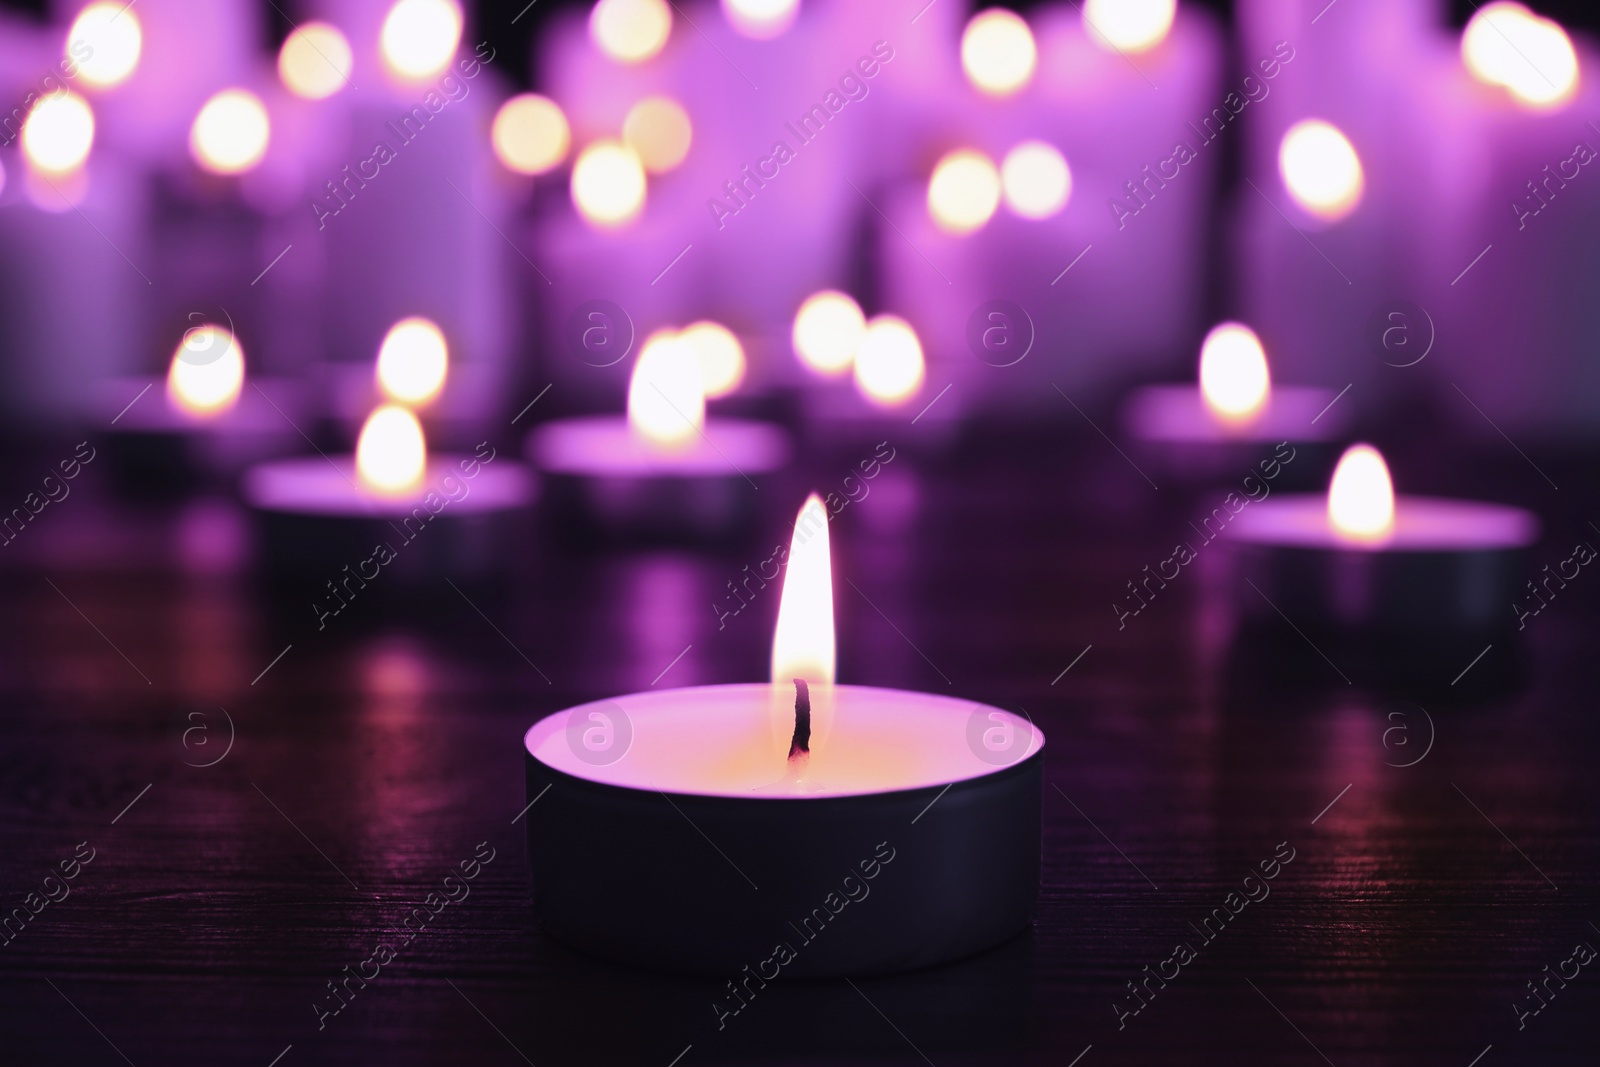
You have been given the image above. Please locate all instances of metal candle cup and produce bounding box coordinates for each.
[522,684,1042,977]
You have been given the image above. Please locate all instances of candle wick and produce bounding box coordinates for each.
[788,678,811,762]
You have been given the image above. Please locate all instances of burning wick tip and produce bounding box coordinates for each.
[788,678,811,761]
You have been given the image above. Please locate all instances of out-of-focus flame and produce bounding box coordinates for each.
[961,9,1036,97]
[1000,140,1071,219]
[854,315,924,407]
[793,290,865,376]
[376,317,448,406]
[167,325,245,417]
[571,140,647,227]
[1327,443,1396,543]
[357,405,427,494]
[22,93,95,175]
[722,0,800,40]
[1083,0,1175,54]
[381,0,462,80]
[1198,322,1270,426]
[627,330,704,448]
[69,3,142,88]
[771,493,835,686]
[678,321,744,398]
[590,0,672,64]
[279,22,353,100]
[190,89,270,175]
[622,96,692,174]
[928,148,1001,234]
[1279,119,1363,222]
[492,94,570,175]
[1463,2,1578,108]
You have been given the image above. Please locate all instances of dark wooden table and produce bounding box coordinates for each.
[1,425,1595,1066]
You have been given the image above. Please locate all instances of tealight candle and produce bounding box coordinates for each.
[1122,321,1350,482]
[99,325,302,492]
[522,496,1043,975]
[242,404,536,584]
[526,329,789,540]
[1223,443,1539,682]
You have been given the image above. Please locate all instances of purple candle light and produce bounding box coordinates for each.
[1122,321,1350,480]
[243,404,536,582]
[522,495,1042,975]
[527,326,789,539]
[1222,443,1538,663]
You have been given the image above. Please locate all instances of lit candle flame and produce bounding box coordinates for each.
[376,316,448,407]
[1198,322,1270,427]
[627,330,704,448]
[1327,443,1395,544]
[771,493,835,685]
[167,324,245,417]
[1463,2,1577,108]
[357,405,427,495]
[381,0,463,81]
[1278,119,1363,223]
[770,494,835,779]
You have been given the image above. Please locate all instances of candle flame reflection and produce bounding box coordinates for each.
[1279,119,1363,223]
[627,330,705,448]
[1327,443,1395,544]
[1198,321,1270,427]
[376,316,448,407]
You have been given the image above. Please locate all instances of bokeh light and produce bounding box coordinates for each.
[722,0,800,40]
[190,89,270,176]
[854,315,925,407]
[623,96,693,174]
[381,0,463,81]
[628,329,704,448]
[22,93,95,175]
[69,2,142,89]
[1000,141,1071,220]
[679,321,745,398]
[793,291,866,376]
[1278,119,1363,222]
[279,22,353,100]
[591,0,673,64]
[1327,443,1395,543]
[571,140,647,228]
[167,325,245,417]
[357,405,428,494]
[961,9,1036,97]
[928,149,1001,235]
[1082,0,1175,54]
[1462,2,1577,108]
[492,94,570,175]
[376,317,449,407]
[1198,322,1270,426]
